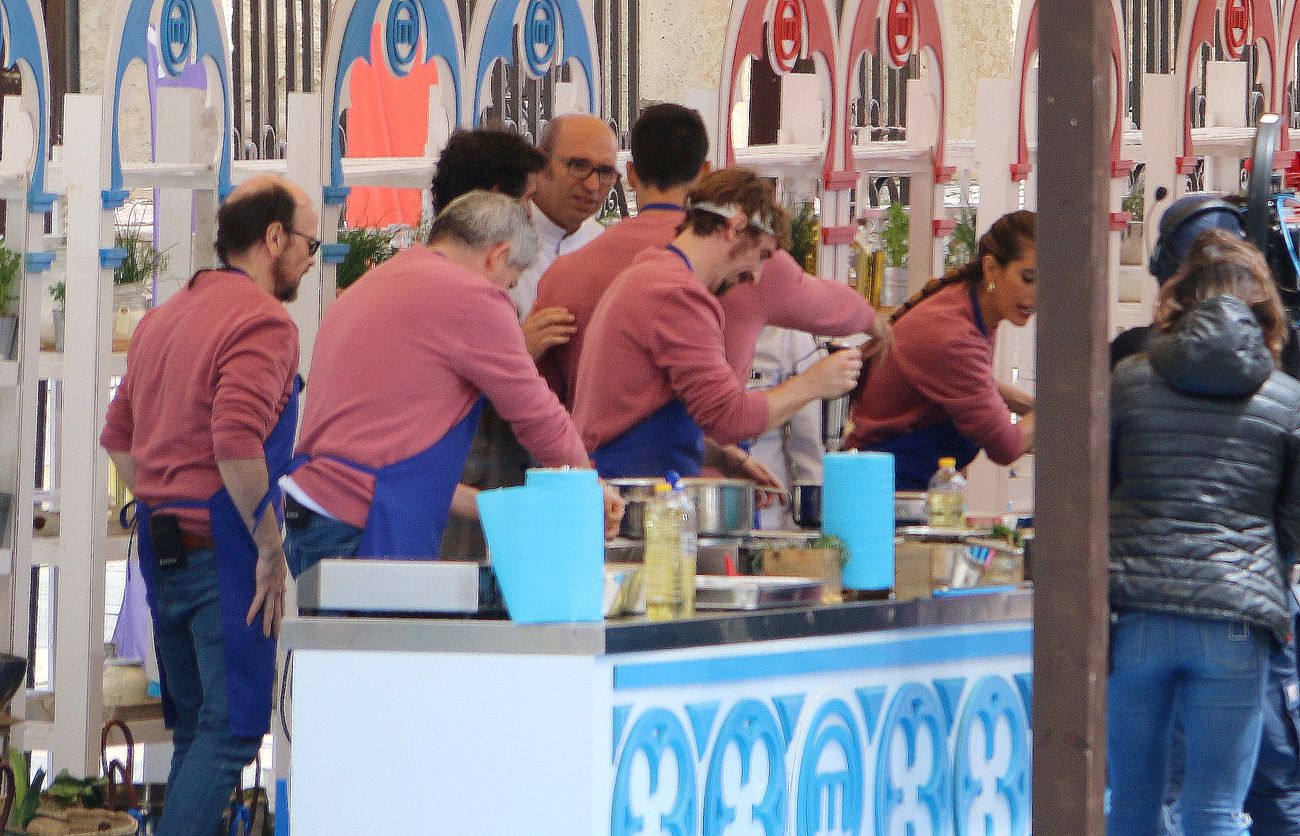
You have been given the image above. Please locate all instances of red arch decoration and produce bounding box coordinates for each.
[1012,0,1127,180]
[1178,0,1277,167]
[839,0,947,178]
[719,0,841,182]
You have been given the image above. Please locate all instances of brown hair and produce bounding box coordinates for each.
[1155,228,1287,360]
[682,168,792,250]
[890,209,1037,324]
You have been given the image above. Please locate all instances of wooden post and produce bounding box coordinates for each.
[1033,0,1112,830]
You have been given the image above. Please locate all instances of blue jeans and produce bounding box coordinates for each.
[285,512,363,578]
[149,548,262,836]
[1243,620,1300,835]
[1108,610,1269,836]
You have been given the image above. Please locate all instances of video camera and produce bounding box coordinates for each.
[1154,115,1300,375]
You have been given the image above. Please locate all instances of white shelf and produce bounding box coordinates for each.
[120,161,216,189]
[37,350,128,381]
[31,534,132,568]
[22,692,171,747]
[231,159,289,181]
[337,155,437,188]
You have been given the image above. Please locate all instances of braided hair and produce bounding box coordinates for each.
[889,209,1037,324]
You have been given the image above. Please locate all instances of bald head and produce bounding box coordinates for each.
[216,174,319,301]
[534,113,619,233]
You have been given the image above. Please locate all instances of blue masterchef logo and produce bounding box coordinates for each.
[160,0,195,77]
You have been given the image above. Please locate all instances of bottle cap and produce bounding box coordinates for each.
[938,457,957,468]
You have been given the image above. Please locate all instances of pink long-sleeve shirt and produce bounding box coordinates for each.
[533,207,874,408]
[291,247,589,528]
[100,269,299,536]
[572,248,770,451]
[844,282,1023,464]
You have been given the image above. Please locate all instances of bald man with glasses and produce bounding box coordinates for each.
[508,113,618,318]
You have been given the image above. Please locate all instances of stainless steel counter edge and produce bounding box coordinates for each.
[281,587,1034,656]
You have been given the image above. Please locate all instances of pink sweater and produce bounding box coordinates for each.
[844,282,1023,464]
[100,270,299,536]
[533,208,874,407]
[572,248,769,451]
[292,247,589,528]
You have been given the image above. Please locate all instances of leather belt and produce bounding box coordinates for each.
[180,531,216,552]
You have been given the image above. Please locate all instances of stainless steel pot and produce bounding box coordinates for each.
[606,477,663,539]
[680,477,754,536]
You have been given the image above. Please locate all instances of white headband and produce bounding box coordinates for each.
[686,200,777,236]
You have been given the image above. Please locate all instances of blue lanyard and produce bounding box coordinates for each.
[665,244,692,271]
[640,203,684,212]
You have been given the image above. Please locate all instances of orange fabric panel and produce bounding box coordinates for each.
[345,26,443,228]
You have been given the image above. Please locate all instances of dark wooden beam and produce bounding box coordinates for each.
[1033,0,1113,829]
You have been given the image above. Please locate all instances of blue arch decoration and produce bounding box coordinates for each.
[611,708,699,836]
[953,675,1030,836]
[324,0,463,205]
[471,0,597,124]
[873,682,951,836]
[1,0,55,211]
[105,0,233,206]
[702,699,787,835]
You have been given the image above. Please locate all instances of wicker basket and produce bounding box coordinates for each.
[8,807,138,836]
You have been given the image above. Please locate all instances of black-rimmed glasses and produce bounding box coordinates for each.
[289,228,322,256]
[562,157,621,187]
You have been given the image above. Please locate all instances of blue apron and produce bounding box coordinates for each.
[592,399,705,478]
[868,284,990,491]
[132,375,301,738]
[592,243,708,480]
[287,398,484,558]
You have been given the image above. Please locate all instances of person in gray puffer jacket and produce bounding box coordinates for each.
[1108,229,1300,836]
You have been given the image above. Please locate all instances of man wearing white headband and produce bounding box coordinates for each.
[572,168,863,478]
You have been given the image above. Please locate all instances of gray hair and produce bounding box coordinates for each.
[429,190,539,269]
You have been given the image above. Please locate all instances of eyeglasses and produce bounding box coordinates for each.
[289,228,321,256]
[562,157,621,187]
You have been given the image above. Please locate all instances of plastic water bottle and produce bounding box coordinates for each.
[927,457,967,528]
[644,476,698,620]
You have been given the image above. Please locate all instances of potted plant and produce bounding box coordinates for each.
[0,245,20,360]
[787,201,819,274]
[1121,179,1144,265]
[48,282,64,353]
[112,231,168,310]
[335,226,397,292]
[880,200,910,306]
[944,207,977,272]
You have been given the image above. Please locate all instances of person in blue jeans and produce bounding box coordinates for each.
[101,176,317,836]
[1109,229,1300,834]
[1113,195,1300,835]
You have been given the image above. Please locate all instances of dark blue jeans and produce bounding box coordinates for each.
[149,548,262,836]
[1108,610,1269,836]
[285,511,363,579]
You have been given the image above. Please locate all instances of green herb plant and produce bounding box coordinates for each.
[881,201,909,269]
[944,207,977,272]
[1122,182,1144,223]
[48,281,65,309]
[0,245,21,318]
[787,201,820,273]
[336,227,398,291]
[7,747,45,829]
[113,231,169,287]
[810,533,851,569]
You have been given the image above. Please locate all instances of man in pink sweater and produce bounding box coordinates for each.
[573,169,863,478]
[284,192,617,570]
[100,175,314,836]
[535,104,884,480]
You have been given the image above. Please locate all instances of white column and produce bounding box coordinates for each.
[154,88,201,305]
[52,92,115,775]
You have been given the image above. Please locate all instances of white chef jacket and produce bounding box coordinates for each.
[509,203,606,320]
[748,326,825,529]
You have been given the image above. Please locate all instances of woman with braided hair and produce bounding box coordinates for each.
[843,209,1037,490]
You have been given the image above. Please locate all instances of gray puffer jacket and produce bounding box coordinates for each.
[1110,294,1300,641]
